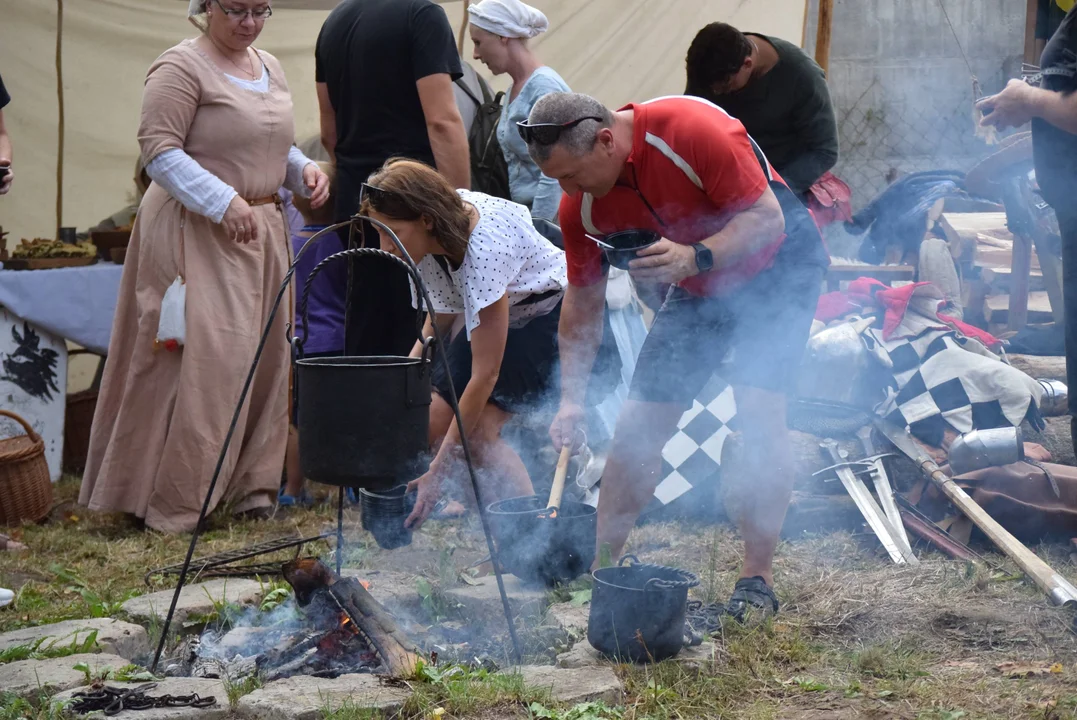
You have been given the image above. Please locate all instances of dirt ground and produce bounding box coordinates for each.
[4,478,1077,718]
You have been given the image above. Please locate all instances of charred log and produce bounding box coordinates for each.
[283,558,421,677]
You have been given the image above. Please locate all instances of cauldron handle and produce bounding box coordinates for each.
[297,245,429,350]
[618,554,641,567]
[643,569,702,591]
[420,336,437,373]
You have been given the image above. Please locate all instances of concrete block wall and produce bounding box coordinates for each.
[806,0,1026,206]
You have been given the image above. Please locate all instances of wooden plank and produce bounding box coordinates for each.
[981,266,1045,292]
[984,291,1054,324]
[940,212,1012,262]
[974,246,1041,272]
[1025,0,1039,65]
[1008,232,1033,331]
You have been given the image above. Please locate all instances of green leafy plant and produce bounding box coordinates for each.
[415,578,459,623]
[48,565,139,618]
[113,664,158,683]
[260,587,291,613]
[0,630,99,664]
[790,676,828,692]
[568,589,592,607]
[529,701,624,719]
[0,693,68,720]
[72,660,117,686]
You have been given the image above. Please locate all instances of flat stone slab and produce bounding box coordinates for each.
[557,639,718,671]
[0,618,149,659]
[518,664,623,704]
[545,601,590,636]
[236,674,411,720]
[53,678,228,719]
[444,575,548,630]
[121,578,264,625]
[0,653,130,701]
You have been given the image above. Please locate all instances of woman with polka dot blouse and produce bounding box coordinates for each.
[361,158,567,528]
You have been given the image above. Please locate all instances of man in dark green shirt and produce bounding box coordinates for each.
[685,23,838,196]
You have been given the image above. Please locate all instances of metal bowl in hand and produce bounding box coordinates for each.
[589,229,661,270]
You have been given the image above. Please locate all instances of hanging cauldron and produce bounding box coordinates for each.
[294,248,434,493]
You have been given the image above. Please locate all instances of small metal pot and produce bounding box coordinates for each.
[359,485,417,550]
[588,556,699,662]
[589,229,661,270]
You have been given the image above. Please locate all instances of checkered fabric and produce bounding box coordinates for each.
[652,375,738,506]
[869,327,1045,444]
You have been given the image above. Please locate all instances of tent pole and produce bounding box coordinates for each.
[55,0,65,239]
[814,0,833,74]
[457,0,470,56]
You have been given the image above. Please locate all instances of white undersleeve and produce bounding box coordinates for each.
[143,66,313,224]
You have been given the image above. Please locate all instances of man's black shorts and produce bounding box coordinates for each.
[629,259,824,407]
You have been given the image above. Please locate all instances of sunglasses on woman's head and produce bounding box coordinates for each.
[360,182,392,207]
[516,116,604,145]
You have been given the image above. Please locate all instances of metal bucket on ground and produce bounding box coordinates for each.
[588,555,699,662]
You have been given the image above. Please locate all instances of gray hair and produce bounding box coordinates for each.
[525,92,613,163]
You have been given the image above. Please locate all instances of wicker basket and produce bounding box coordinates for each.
[0,409,54,526]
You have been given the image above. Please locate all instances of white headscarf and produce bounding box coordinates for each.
[468,0,549,40]
[188,0,206,16]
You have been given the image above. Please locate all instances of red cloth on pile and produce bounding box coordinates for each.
[816,278,1001,348]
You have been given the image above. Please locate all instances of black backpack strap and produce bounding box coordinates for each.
[454,77,482,107]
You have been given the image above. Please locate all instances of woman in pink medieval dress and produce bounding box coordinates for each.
[80,0,329,532]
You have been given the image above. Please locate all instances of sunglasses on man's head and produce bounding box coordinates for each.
[516,116,604,145]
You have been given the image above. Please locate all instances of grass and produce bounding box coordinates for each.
[403,662,552,718]
[223,673,264,708]
[0,630,99,664]
[8,478,1077,718]
[0,694,67,720]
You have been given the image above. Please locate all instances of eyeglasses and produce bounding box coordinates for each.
[212,0,273,21]
[516,116,603,145]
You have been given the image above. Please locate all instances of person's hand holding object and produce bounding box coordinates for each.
[977,79,1037,131]
[627,238,700,284]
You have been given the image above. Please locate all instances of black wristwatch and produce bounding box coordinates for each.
[692,243,714,272]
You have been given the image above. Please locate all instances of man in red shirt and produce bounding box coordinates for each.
[522,92,829,622]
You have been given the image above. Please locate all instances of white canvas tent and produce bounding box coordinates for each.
[0,0,806,241]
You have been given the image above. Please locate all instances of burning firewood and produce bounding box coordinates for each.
[282,558,422,677]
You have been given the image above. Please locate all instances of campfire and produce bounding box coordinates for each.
[175,559,421,683]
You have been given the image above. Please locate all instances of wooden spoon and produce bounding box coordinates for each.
[546,446,572,511]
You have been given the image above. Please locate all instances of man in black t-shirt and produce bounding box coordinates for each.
[315,0,470,356]
[0,71,12,195]
[979,5,1077,453]
[685,23,837,196]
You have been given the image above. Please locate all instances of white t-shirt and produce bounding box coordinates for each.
[414,190,567,339]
